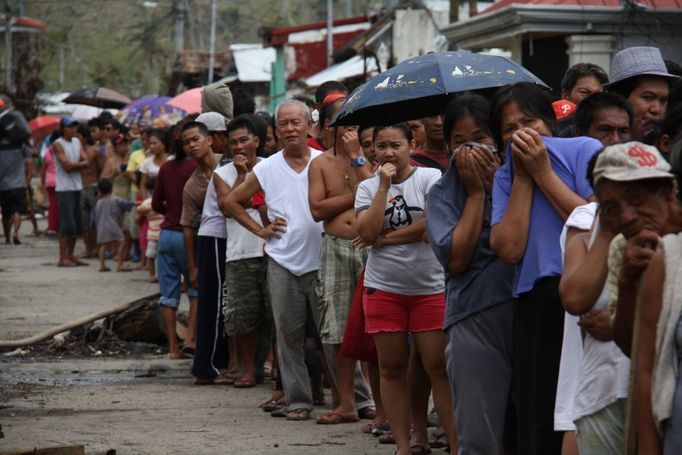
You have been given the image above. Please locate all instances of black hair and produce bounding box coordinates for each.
[226,115,258,137]
[665,59,682,77]
[248,114,267,156]
[232,87,256,117]
[372,123,413,143]
[358,124,374,139]
[87,117,103,129]
[97,178,113,194]
[489,82,556,150]
[443,92,492,150]
[181,121,210,136]
[574,92,634,135]
[561,63,609,95]
[48,129,62,145]
[668,79,682,113]
[77,124,95,146]
[146,175,156,191]
[102,118,122,130]
[662,104,682,142]
[147,128,168,151]
[314,81,348,104]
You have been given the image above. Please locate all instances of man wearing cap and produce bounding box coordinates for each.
[52,117,89,267]
[179,116,224,357]
[606,46,679,142]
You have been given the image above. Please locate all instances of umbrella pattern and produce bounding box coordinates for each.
[333,51,549,126]
[118,96,187,128]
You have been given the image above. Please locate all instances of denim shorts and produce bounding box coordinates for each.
[157,229,198,309]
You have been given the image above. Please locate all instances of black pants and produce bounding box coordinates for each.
[191,236,228,378]
[513,276,565,455]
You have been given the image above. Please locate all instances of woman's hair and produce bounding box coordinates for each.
[443,92,492,151]
[147,128,168,151]
[489,82,556,150]
[372,123,413,143]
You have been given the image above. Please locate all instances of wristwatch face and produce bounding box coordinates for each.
[353,156,366,167]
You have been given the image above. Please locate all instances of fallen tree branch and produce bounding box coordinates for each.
[0,293,160,350]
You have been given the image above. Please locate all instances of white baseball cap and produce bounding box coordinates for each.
[196,112,227,132]
[592,141,674,186]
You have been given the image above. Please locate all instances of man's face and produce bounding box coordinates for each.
[89,126,102,141]
[421,115,444,143]
[103,123,119,140]
[276,105,310,149]
[565,75,603,104]
[627,76,669,141]
[359,127,375,162]
[597,178,673,238]
[63,124,78,139]
[228,127,259,161]
[407,120,426,148]
[181,127,212,161]
[586,106,631,147]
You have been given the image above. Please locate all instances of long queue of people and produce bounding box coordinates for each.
[14,44,682,455]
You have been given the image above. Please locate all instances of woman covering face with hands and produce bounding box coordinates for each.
[426,93,516,453]
[354,123,456,455]
[488,82,603,454]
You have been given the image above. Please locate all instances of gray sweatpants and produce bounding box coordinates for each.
[445,301,514,454]
[268,258,321,411]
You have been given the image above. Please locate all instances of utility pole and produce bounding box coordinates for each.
[4,0,14,93]
[207,0,216,83]
[173,0,186,55]
[58,44,65,91]
[326,0,333,67]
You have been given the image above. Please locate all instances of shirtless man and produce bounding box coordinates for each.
[308,98,376,424]
[77,125,105,258]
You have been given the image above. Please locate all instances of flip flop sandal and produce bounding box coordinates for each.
[379,431,396,444]
[233,377,257,388]
[315,411,359,425]
[285,409,311,421]
[428,430,448,449]
[181,346,196,358]
[371,422,390,436]
[358,406,376,420]
[410,444,432,455]
[270,403,288,418]
[262,398,286,413]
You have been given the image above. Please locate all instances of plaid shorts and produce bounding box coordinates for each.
[316,234,367,345]
[224,257,270,336]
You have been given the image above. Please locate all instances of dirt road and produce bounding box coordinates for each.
[0,222,401,454]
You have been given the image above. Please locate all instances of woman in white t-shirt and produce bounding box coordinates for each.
[139,129,171,199]
[355,123,455,455]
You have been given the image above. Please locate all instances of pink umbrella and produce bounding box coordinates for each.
[166,88,203,114]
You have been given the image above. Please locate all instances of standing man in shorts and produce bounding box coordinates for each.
[225,100,324,421]
[0,140,32,245]
[308,97,376,424]
[52,117,89,267]
[78,125,105,258]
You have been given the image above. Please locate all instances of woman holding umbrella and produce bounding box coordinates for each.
[355,123,456,455]
[489,82,602,453]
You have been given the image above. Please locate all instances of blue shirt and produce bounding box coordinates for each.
[491,135,601,296]
[427,164,515,330]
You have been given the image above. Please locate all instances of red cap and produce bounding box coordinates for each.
[322,92,347,105]
[552,100,576,120]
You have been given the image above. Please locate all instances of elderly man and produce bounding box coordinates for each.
[225,100,324,421]
[606,47,679,142]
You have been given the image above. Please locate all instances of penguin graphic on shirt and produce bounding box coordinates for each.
[385,195,423,229]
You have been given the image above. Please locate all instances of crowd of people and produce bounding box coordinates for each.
[3,44,682,454]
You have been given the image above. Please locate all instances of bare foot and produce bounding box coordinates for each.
[99,266,111,272]
[258,389,285,408]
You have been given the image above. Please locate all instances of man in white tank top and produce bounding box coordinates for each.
[52,117,88,267]
[224,100,324,421]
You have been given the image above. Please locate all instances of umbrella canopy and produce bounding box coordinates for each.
[118,95,187,127]
[332,51,549,126]
[166,88,203,114]
[63,87,132,109]
[28,115,60,139]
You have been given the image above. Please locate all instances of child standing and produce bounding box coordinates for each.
[136,176,163,282]
[95,178,134,272]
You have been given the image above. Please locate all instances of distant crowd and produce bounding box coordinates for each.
[3,44,682,455]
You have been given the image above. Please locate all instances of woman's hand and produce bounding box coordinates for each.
[470,145,500,194]
[379,163,396,191]
[512,128,551,180]
[454,146,484,194]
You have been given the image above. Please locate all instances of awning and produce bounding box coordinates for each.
[303,55,378,88]
[231,44,276,83]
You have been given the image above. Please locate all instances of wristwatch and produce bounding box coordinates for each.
[351,156,367,168]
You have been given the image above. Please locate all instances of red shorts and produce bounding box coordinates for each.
[363,288,445,334]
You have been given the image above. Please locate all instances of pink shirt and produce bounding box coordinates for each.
[44,147,57,189]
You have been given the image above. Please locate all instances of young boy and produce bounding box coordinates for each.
[95,178,134,272]
[136,176,163,282]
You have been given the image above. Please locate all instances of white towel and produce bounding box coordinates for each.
[652,233,682,433]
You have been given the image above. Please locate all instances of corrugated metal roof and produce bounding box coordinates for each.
[483,0,682,15]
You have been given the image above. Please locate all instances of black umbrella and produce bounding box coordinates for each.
[332,51,550,126]
[63,87,132,109]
